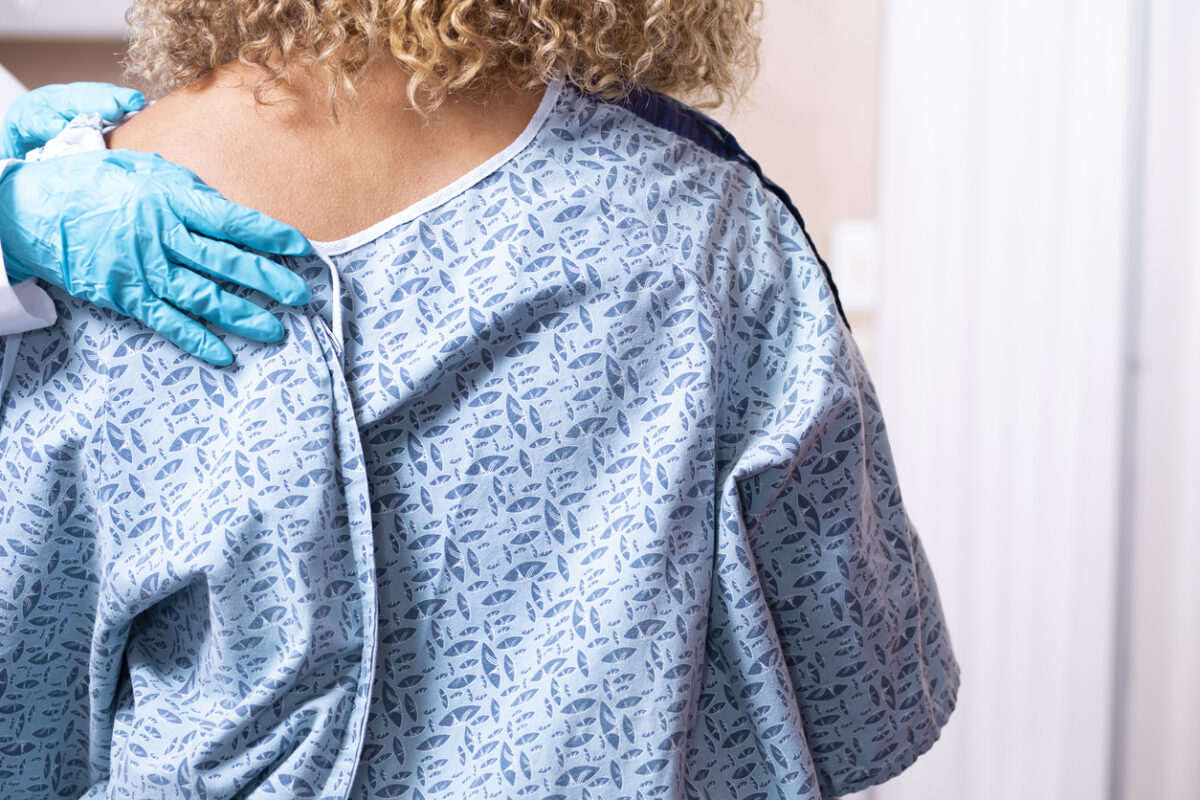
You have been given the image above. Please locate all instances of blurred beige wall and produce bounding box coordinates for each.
[0,38,126,87]
[710,0,881,259]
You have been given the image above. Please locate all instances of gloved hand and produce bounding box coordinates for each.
[1,82,147,159]
[0,148,314,367]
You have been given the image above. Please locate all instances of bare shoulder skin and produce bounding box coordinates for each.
[108,58,547,243]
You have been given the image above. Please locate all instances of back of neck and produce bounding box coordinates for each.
[108,58,548,243]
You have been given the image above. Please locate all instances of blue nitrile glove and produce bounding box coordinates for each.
[1,82,147,159]
[0,149,314,367]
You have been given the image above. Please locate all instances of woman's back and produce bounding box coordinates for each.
[1,57,958,800]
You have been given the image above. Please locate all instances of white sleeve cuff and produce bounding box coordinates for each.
[0,158,57,336]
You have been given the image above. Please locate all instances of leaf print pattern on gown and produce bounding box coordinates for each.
[0,75,959,800]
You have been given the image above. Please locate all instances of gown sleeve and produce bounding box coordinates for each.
[715,186,961,797]
[0,294,376,799]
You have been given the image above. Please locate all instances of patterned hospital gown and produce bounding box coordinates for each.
[0,75,959,800]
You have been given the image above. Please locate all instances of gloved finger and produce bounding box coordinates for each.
[162,227,313,305]
[103,147,197,176]
[5,84,146,155]
[133,293,236,367]
[44,83,147,124]
[158,264,288,344]
[89,85,148,120]
[165,188,312,257]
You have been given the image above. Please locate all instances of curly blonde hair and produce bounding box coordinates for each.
[123,0,763,114]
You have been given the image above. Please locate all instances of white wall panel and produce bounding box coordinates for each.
[867,1,1136,798]
[1122,2,1200,798]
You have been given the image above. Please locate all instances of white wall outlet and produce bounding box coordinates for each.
[829,219,880,314]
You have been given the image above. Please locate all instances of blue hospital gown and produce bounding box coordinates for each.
[0,75,959,800]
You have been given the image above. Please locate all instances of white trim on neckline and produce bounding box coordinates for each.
[310,74,566,258]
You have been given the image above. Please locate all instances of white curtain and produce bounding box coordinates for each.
[1122,1,1200,797]
[855,1,1200,799]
